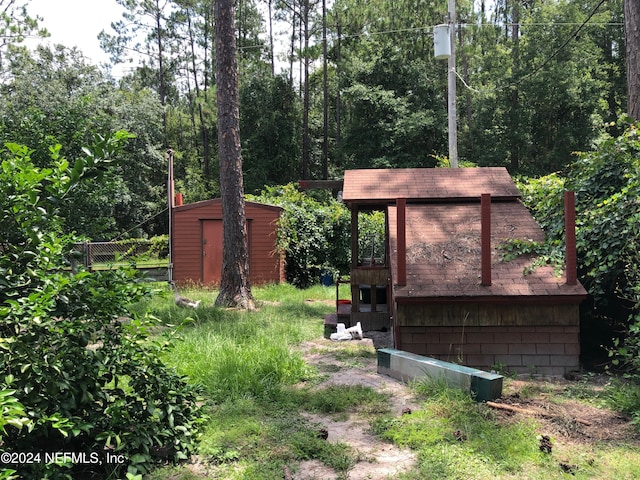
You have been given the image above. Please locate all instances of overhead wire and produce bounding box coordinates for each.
[110,207,169,242]
[237,0,614,92]
[496,0,610,89]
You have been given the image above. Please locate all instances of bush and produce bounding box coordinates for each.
[517,117,640,384]
[249,184,351,288]
[0,139,205,478]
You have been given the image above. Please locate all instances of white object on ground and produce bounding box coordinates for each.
[330,322,363,341]
[346,322,363,340]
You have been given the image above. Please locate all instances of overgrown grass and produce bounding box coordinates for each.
[145,283,333,402]
[373,378,543,478]
[601,378,640,425]
[298,384,390,416]
[142,283,640,479]
[144,283,368,478]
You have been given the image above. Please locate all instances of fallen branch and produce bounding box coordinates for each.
[575,418,592,426]
[486,401,540,416]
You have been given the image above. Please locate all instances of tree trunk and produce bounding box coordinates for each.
[187,13,211,179]
[214,0,255,310]
[509,0,521,172]
[336,22,342,155]
[626,0,640,119]
[268,0,275,76]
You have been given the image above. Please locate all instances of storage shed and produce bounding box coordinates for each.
[171,199,285,286]
[341,167,588,376]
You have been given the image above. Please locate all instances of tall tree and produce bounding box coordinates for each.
[99,0,174,146]
[0,0,47,74]
[214,0,255,309]
[172,0,216,181]
[626,0,640,119]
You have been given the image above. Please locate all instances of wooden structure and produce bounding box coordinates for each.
[341,167,587,375]
[171,199,285,286]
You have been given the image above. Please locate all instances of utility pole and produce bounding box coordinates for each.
[322,0,328,179]
[447,0,458,167]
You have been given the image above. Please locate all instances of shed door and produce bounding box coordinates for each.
[202,219,223,284]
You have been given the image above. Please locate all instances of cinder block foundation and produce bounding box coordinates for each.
[397,325,581,376]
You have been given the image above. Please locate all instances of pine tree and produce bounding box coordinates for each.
[214,0,255,310]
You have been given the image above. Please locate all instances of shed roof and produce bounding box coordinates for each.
[173,198,283,214]
[342,167,521,205]
[388,202,587,301]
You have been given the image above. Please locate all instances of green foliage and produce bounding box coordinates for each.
[357,210,386,264]
[299,385,389,415]
[515,173,567,240]
[497,238,565,276]
[518,118,640,385]
[372,379,541,479]
[249,184,351,287]
[0,387,30,437]
[602,378,640,427]
[567,121,640,310]
[339,40,445,169]
[0,45,167,240]
[0,139,205,478]
[240,73,300,194]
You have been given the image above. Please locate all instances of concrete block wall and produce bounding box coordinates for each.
[398,325,580,376]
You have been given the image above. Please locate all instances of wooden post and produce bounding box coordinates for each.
[397,198,406,286]
[351,207,359,310]
[565,191,577,285]
[481,194,492,286]
[351,207,359,269]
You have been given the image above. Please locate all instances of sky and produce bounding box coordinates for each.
[25,0,127,71]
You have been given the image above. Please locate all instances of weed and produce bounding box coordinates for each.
[299,384,390,416]
[490,361,517,379]
[602,379,640,426]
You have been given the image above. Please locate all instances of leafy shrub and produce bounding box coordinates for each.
[0,139,205,478]
[517,117,640,383]
[249,183,351,287]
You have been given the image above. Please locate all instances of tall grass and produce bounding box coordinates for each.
[148,283,334,403]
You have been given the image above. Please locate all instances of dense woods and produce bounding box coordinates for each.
[0,0,629,243]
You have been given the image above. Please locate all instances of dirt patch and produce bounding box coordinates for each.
[292,334,640,479]
[494,378,640,445]
[293,334,418,479]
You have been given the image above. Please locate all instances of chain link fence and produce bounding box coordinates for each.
[68,237,169,272]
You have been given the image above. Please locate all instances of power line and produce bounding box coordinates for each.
[110,207,169,242]
[501,0,610,89]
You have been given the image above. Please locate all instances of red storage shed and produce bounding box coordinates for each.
[171,199,285,286]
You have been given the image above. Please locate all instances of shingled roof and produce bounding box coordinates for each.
[387,202,587,301]
[342,167,587,302]
[342,167,521,205]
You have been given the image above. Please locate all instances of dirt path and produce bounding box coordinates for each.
[294,333,418,480]
[291,332,640,479]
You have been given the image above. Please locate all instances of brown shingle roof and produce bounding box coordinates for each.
[388,202,587,300]
[343,167,521,204]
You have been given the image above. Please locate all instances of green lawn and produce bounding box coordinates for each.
[140,283,640,480]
